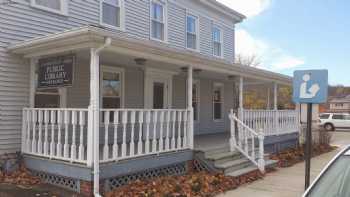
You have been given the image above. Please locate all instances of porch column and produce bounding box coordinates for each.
[273,82,278,132]
[267,87,270,110]
[274,82,278,110]
[239,76,244,118]
[87,48,100,167]
[187,66,194,149]
[29,58,37,108]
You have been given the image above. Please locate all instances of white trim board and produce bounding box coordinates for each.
[144,68,175,109]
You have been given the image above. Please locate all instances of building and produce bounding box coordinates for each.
[328,95,350,113]
[0,0,299,195]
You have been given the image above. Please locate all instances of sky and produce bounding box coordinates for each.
[217,0,350,86]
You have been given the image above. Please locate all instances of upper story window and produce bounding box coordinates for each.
[150,0,167,42]
[186,14,199,50]
[30,0,68,15]
[100,0,125,30]
[212,26,223,57]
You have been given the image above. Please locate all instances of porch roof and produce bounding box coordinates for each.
[8,26,292,85]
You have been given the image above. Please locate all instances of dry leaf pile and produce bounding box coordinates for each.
[106,170,264,197]
[270,144,336,167]
[0,166,40,186]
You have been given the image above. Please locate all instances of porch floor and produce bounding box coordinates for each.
[194,132,230,151]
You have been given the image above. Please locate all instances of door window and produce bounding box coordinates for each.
[153,82,165,109]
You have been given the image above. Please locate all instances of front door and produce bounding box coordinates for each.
[144,69,173,109]
[152,80,168,109]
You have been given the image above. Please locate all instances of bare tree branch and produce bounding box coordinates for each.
[235,54,262,67]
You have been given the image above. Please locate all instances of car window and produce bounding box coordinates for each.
[307,156,350,197]
[332,114,344,120]
[344,115,350,120]
[319,114,330,119]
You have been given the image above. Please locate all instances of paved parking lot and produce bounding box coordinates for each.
[218,130,350,197]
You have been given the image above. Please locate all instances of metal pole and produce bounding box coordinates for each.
[305,103,312,190]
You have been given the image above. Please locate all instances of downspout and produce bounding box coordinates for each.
[93,37,112,197]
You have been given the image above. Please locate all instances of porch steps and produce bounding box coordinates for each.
[197,146,278,178]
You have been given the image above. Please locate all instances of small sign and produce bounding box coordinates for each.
[292,70,328,104]
[37,55,75,88]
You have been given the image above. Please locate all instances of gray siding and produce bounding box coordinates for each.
[0,0,236,154]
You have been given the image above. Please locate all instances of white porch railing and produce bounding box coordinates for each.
[240,109,300,136]
[22,108,89,164]
[99,109,191,163]
[229,110,265,173]
[21,108,192,164]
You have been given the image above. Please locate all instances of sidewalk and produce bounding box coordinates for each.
[218,150,338,197]
[218,131,350,197]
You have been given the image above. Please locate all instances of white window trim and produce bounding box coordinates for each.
[144,68,175,109]
[213,82,224,121]
[35,88,67,108]
[192,79,200,122]
[212,25,224,59]
[30,0,68,16]
[100,0,125,31]
[149,0,168,43]
[186,12,200,52]
[100,65,125,109]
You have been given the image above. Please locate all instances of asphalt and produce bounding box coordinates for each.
[218,130,350,197]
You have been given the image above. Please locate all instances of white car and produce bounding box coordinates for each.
[303,145,350,197]
[319,113,350,131]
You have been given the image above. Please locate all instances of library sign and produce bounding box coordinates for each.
[37,55,75,88]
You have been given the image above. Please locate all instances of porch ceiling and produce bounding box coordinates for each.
[8,26,292,86]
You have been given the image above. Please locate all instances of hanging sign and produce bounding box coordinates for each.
[37,55,75,88]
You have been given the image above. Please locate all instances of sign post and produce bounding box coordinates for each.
[292,70,328,190]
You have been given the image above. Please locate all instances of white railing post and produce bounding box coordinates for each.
[31,109,37,153]
[229,110,236,152]
[78,111,85,161]
[21,109,27,153]
[130,111,136,156]
[37,110,43,155]
[71,110,77,162]
[43,110,49,156]
[103,111,110,160]
[187,66,194,150]
[137,111,143,155]
[113,111,119,160]
[63,110,70,158]
[50,110,56,158]
[121,111,128,158]
[258,130,265,173]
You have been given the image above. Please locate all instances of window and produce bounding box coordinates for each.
[213,83,224,120]
[186,14,198,50]
[150,0,167,41]
[100,0,125,30]
[30,0,68,15]
[212,26,223,57]
[332,114,344,120]
[319,114,330,119]
[192,80,200,121]
[34,75,66,108]
[101,66,124,109]
[306,155,350,197]
[335,103,344,107]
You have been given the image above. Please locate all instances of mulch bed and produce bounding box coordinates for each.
[106,170,263,197]
[0,166,41,186]
[270,144,337,168]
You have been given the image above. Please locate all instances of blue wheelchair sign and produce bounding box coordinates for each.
[293,70,328,104]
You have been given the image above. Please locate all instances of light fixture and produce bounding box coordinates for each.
[227,75,235,80]
[134,58,147,65]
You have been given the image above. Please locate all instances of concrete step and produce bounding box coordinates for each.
[202,146,230,156]
[225,165,259,177]
[216,158,252,174]
[205,151,240,161]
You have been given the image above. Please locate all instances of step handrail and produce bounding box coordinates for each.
[229,109,265,173]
